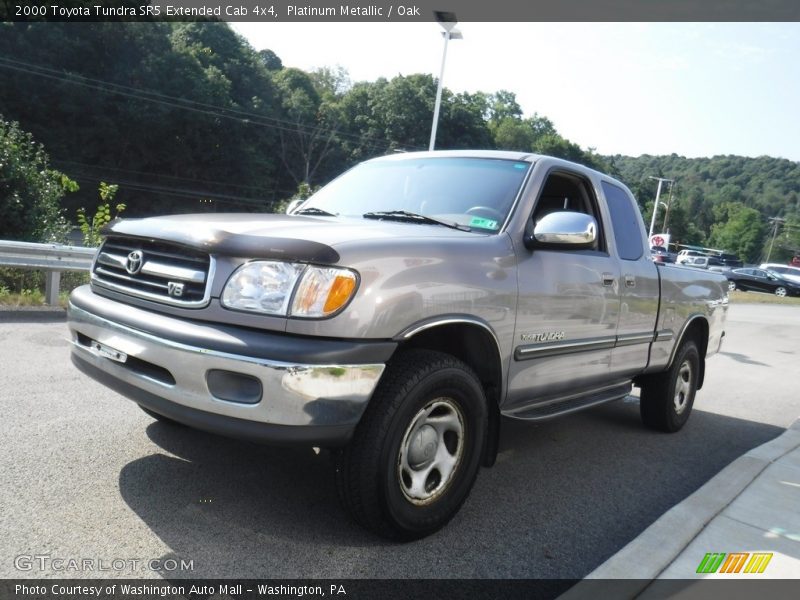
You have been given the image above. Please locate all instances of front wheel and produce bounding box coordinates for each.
[640,340,700,433]
[334,350,487,540]
[727,281,737,292]
[775,286,787,297]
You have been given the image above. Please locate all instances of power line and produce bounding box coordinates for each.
[66,171,290,209]
[52,158,273,193]
[765,216,785,263]
[0,55,421,153]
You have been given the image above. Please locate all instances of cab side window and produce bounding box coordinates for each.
[603,182,644,261]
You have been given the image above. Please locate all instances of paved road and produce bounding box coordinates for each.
[0,303,797,579]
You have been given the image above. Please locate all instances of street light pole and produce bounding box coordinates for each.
[662,180,676,233]
[647,176,673,239]
[429,12,462,151]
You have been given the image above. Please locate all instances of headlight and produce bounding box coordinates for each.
[221,261,358,318]
[221,261,304,315]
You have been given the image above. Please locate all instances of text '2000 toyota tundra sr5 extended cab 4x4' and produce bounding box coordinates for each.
[68,151,728,540]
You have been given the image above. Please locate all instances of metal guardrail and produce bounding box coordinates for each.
[0,240,96,305]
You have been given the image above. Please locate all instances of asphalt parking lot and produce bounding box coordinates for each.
[1,302,797,579]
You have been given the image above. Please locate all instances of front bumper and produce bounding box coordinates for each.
[68,286,392,446]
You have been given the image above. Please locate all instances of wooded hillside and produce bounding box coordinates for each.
[1,21,798,262]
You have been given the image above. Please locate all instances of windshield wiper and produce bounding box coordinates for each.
[294,207,337,216]
[362,210,470,231]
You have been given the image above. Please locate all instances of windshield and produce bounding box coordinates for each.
[300,157,531,233]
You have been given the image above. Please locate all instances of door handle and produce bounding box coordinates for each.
[602,273,615,287]
[625,275,636,288]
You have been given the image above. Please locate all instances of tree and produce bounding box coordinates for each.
[76,182,126,247]
[487,90,523,124]
[310,65,351,96]
[708,202,766,262]
[258,49,283,71]
[0,116,75,242]
[0,22,285,215]
[765,215,800,263]
[272,67,343,186]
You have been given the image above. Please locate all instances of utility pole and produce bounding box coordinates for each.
[766,217,785,262]
[647,176,673,239]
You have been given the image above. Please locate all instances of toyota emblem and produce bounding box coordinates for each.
[125,250,144,275]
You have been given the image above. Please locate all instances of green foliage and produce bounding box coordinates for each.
[1,22,284,214]
[1,20,798,260]
[274,181,319,214]
[611,154,800,260]
[708,203,766,263]
[0,116,76,243]
[258,49,283,71]
[76,183,126,247]
[768,216,800,263]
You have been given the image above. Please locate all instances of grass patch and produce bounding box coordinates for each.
[0,268,88,309]
[729,290,800,306]
[0,288,70,308]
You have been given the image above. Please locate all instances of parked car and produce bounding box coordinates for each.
[680,255,728,269]
[759,263,800,285]
[716,253,743,268]
[708,266,732,274]
[67,151,728,540]
[725,268,800,297]
[650,245,674,263]
[682,256,711,269]
[675,249,706,265]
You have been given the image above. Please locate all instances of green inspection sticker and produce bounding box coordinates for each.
[469,216,499,230]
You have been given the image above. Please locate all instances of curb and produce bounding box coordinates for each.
[560,418,800,598]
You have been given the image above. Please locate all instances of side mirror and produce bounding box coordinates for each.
[524,211,598,250]
[286,199,303,215]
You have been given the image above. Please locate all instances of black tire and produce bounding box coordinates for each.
[640,340,700,433]
[334,349,487,540]
[138,404,181,425]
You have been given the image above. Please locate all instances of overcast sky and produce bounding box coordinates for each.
[232,22,800,162]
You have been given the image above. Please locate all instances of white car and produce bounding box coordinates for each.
[760,263,800,284]
[676,250,707,265]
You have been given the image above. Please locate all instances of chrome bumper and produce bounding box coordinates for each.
[68,301,385,438]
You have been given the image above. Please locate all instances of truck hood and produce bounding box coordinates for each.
[104,213,481,264]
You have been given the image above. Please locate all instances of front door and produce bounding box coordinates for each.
[506,169,621,412]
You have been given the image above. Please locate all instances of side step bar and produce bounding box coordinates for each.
[502,381,633,421]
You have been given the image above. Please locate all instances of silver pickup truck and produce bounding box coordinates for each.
[68,150,728,540]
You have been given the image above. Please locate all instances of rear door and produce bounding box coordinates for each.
[601,182,660,378]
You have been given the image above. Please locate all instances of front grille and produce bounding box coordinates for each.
[91,236,212,307]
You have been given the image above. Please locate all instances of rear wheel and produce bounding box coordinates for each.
[334,349,487,540]
[775,286,787,297]
[640,340,700,433]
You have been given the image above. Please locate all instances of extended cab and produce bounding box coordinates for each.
[68,151,728,539]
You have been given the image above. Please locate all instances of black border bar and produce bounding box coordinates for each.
[3,0,800,22]
[3,579,800,600]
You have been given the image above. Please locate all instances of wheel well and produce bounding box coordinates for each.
[681,317,709,389]
[400,323,503,467]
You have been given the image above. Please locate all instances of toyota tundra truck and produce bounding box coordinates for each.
[68,150,728,540]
